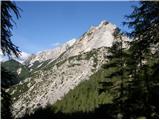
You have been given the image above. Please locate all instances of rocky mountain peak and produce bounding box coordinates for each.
[9,20,131,118]
[25,21,119,66]
[63,21,118,57]
[24,20,128,67]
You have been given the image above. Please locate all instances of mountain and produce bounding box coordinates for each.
[1,59,30,81]
[25,21,129,66]
[24,38,76,66]
[7,20,130,118]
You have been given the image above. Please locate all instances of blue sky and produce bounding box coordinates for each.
[12,1,139,54]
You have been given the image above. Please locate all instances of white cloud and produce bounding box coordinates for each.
[0,51,31,64]
[19,51,30,60]
[0,55,8,62]
[51,42,61,47]
[16,51,31,64]
[0,50,8,62]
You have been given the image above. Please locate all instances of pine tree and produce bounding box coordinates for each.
[99,28,130,118]
[1,1,21,118]
[99,1,159,118]
[123,1,159,118]
[1,1,21,57]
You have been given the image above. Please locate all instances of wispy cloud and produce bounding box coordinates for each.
[0,51,31,64]
[16,51,31,63]
[19,51,30,60]
[0,55,8,62]
[51,42,61,47]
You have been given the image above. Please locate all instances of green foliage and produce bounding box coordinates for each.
[1,1,22,118]
[124,1,158,45]
[68,63,81,67]
[29,61,41,69]
[1,66,20,88]
[1,66,21,119]
[99,1,159,118]
[1,1,158,119]
[1,89,13,119]
[124,1,159,118]
[31,59,51,71]
[53,68,113,113]
[86,32,93,36]
[9,81,30,101]
[1,1,21,57]
[84,49,97,60]
[2,59,30,80]
[56,60,67,67]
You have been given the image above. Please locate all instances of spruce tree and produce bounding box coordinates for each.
[99,28,130,118]
[123,1,159,118]
[1,1,21,57]
[1,1,21,118]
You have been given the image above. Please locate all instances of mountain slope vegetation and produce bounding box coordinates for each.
[2,59,30,82]
[2,1,158,119]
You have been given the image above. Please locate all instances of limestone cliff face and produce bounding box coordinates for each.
[24,38,76,66]
[9,20,130,118]
[25,21,118,66]
[11,47,108,118]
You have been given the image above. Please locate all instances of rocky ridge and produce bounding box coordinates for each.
[9,20,130,118]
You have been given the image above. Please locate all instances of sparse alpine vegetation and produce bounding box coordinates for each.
[8,21,130,118]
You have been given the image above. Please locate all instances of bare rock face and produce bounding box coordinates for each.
[25,20,118,66]
[9,20,131,118]
[54,21,117,61]
[25,38,76,66]
[11,47,108,118]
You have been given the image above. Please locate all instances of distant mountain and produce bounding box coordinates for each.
[2,59,30,81]
[7,20,130,118]
[24,38,76,66]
